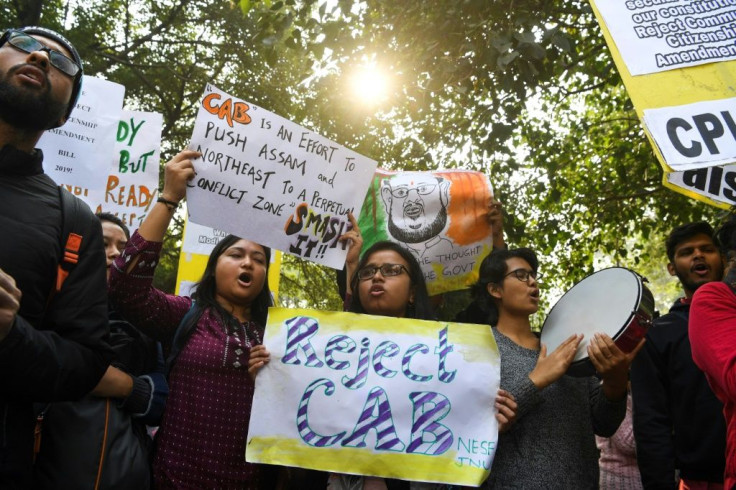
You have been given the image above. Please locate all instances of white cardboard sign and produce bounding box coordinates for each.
[86,110,162,229]
[644,96,736,170]
[247,308,501,486]
[38,76,124,191]
[186,84,378,269]
[595,0,736,76]
[667,163,736,205]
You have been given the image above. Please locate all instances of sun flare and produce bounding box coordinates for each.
[350,65,390,104]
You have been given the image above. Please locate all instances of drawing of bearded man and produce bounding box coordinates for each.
[380,172,452,258]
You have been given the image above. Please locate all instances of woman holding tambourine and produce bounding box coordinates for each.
[473,248,642,489]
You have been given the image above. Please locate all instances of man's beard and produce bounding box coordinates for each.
[674,263,723,295]
[0,65,67,130]
[387,206,447,244]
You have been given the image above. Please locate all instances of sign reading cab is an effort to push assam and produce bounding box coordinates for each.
[186,84,378,269]
[247,308,501,486]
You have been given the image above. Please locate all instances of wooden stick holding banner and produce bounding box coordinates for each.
[247,308,500,486]
[186,84,378,268]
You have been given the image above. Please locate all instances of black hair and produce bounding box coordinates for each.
[349,241,435,320]
[665,221,717,263]
[96,212,130,240]
[190,235,272,326]
[471,247,538,326]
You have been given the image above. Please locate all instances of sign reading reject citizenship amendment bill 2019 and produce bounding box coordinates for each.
[186,84,378,269]
[246,308,501,486]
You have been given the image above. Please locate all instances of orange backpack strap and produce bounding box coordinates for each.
[56,232,83,292]
[51,187,83,298]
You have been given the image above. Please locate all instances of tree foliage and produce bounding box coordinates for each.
[248,0,720,291]
[2,0,720,307]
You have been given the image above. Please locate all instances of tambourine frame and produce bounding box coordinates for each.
[539,267,654,377]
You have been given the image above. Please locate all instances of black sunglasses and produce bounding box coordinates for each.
[2,31,80,77]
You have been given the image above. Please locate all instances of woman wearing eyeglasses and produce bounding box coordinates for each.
[250,230,439,489]
[473,248,639,489]
[316,217,515,490]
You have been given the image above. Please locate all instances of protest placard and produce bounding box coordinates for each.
[356,169,494,296]
[666,163,736,207]
[644,96,736,171]
[38,76,124,192]
[176,218,282,301]
[590,0,736,206]
[247,307,500,486]
[595,0,736,76]
[86,110,162,228]
[186,84,378,269]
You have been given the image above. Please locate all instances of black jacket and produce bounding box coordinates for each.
[33,311,161,490]
[631,298,726,488]
[0,145,113,488]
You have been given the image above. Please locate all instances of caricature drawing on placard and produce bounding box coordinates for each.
[380,172,453,259]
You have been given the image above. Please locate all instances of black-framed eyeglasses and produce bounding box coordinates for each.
[389,183,437,199]
[358,263,409,281]
[1,31,80,77]
[504,268,541,283]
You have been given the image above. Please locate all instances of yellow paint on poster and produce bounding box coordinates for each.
[266,307,498,364]
[247,308,500,486]
[247,437,488,486]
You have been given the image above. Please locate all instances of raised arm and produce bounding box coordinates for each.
[108,150,200,341]
[338,212,363,297]
[488,197,505,251]
[587,333,642,437]
[134,150,198,249]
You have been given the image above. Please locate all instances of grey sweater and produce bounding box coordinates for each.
[483,329,626,489]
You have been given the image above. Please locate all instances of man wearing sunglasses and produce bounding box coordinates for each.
[0,27,113,488]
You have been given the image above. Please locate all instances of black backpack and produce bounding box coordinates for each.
[52,186,84,298]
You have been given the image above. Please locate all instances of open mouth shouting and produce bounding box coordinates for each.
[369,284,385,297]
[14,65,46,88]
[238,272,253,287]
[691,262,710,277]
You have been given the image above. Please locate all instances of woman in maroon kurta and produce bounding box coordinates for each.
[109,150,272,489]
